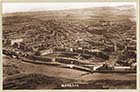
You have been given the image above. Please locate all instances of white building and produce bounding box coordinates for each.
[40,48,53,55]
[10,38,23,45]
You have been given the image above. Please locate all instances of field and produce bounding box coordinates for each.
[3,56,136,89]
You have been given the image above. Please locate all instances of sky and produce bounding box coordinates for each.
[2,2,136,14]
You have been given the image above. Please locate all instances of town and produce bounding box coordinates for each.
[3,5,136,89]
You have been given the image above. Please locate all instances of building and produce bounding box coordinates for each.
[40,48,54,55]
[114,66,131,70]
[10,38,23,45]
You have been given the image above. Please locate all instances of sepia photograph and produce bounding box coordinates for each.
[2,2,137,89]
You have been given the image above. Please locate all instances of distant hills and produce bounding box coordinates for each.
[3,5,136,22]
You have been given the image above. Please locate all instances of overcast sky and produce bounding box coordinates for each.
[2,2,136,14]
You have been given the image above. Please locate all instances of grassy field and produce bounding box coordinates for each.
[3,56,136,89]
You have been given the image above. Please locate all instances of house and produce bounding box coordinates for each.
[40,48,53,55]
[10,38,23,45]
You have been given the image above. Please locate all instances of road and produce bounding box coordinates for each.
[3,56,136,81]
[13,58,136,81]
